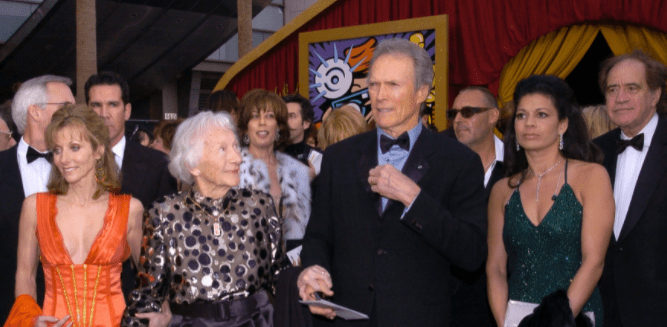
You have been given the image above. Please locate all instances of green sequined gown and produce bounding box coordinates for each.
[503,161,603,325]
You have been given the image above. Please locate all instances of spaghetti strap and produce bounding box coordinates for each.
[564,158,569,184]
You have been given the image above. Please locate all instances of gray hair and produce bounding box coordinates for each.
[169,111,238,185]
[368,38,434,93]
[12,75,72,134]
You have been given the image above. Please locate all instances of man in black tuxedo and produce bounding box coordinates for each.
[447,86,503,327]
[297,38,487,326]
[85,72,177,300]
[0,75,75,322]
[594,50,667,327]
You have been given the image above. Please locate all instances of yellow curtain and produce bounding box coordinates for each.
[600,25,667,66]
[497,24,601,114]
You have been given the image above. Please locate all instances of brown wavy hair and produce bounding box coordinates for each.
[45,104,120,198]
[237,89,290,151]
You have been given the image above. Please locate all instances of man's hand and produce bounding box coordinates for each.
[135,301,173,327]
[297,265,336,319]
[368,164,420,206]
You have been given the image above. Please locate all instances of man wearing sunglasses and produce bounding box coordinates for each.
[0,75,76,322]
[447,86,502,327]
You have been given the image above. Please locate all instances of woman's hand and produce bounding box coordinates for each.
[135,301,173,327]
[34,315,71,327]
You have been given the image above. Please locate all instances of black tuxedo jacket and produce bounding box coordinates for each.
[120,140,177,209]
[594,116,667,327]
[0,146,45,323]
[118,140,177,300]
[301,128,488,327]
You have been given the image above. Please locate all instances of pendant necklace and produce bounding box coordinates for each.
[530,159,562,202]
[188,196,222,236]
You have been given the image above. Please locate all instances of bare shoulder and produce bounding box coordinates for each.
[128,197,145,217]
[567,159,610,185]
[23,193,38,208]
[490,177,514,206]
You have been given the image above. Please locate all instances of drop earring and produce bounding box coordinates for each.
[516,139,520,151]
[559,134,564,150]
[243,134,249,145]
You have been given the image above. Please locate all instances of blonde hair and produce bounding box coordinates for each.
[45,104,120,198]
[318,106,368,150]
[581,105,616,139]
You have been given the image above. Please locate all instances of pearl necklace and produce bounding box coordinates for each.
[530,159,563,202]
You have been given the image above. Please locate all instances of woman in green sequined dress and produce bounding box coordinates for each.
[487,75,614,326]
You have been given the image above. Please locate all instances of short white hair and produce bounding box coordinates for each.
[12,75,72,134]
[169,111,238,185]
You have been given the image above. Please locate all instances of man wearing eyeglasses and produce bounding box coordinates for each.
[0,75,75,322]
[446,86,502,327]
[0,102,17,151]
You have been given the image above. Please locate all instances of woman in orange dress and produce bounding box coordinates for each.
[5,104,143,327]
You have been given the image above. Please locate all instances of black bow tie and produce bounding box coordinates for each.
[616,133,644,154]
[380,132,410,154]
[26,146,52,164]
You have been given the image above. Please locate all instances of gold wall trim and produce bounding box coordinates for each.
[213,0,339,91]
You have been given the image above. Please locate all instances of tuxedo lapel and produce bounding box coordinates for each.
[355,133,382,217]
[618,118,667,241]
[120,141,149,196]
[382,129,434,217]
[600,129,621,187]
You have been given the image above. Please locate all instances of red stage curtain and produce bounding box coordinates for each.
[224,0,667,106]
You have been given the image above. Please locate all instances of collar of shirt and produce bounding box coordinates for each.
[376,122,422,158]
[17,137,50,163]
[17,137,51,197]
[620,112,658,148]
[494,135,504,163]
[483,135,505,187]
[112,136,126,169]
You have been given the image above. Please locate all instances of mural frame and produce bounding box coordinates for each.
[299,15,448,130]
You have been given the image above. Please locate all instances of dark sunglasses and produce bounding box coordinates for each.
[446,106,493,120]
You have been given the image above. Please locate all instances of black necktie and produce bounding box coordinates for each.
[616,133,644,154]
[26,146,51,164]
[380,132,410,154]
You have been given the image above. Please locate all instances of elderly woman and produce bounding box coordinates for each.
[237,89,311,250]
[122,111,284,327]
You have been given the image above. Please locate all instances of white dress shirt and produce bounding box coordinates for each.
[613,113,658,239]
[112,136,126,170]
[484,135,505,187]
[17,137,51,197]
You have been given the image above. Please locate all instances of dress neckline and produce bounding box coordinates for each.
[50,193,114,265]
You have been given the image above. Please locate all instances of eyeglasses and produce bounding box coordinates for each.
[37,102,73,108]
[0,130,12,141]
[446,106,493,120]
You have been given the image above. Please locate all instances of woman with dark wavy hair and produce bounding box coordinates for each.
[486,75,614,326]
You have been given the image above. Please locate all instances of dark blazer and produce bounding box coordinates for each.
[120,140,177,209]
[439,127,501,327]
[594,116,667,327]
[0,145,45,323]
[118,140,177,300]
[301,128,488,327]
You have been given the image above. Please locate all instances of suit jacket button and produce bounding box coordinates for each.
[368,284,374,291]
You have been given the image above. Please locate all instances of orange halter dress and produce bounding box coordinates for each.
[37,193,131,327]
